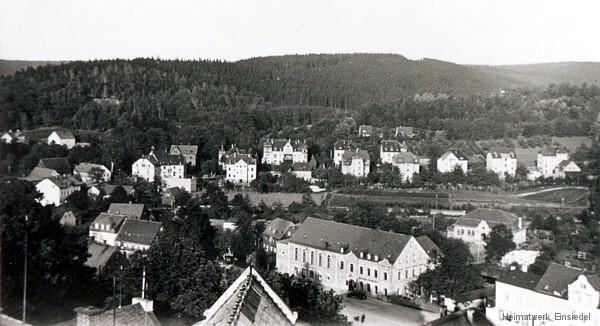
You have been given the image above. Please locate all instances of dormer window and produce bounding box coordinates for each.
[374,255,378,261]
[340,247,345,254]
[367,254,371,260]
[360,252,363,258]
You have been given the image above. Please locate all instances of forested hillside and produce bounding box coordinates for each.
[0,59,63,76]
[1,57,600,174]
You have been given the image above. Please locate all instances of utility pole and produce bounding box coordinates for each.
[22,215,28,323]
[112,275,116,326]
[433,194,438,230]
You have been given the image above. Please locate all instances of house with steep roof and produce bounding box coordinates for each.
[488,263,600,325]
[170,144,199,166]
[132,148,186,182]
[86,242,119,274]
[37,157,72,174]
[333,140,357,167]
[195,266,298,326]
[341,148,370,178]
[108,203,144,219]
[35,176,82,206]
[391,151,420,182]
[60,210,79,227]
[88,184,135,198]
[276,217,436,297]
[437,150,469,174]
[1,129,25,144]
[115,219,162,255]
[162,187,184,207]
[73,162,111,184]
[89,212,127,246]
[24,166,59,182]
[395,126,415,138]
[219,144,258,185]
[48,130,76,148]
[486,148,517,180]
[262,139,308,165]
[262,218,298,253]
[358,125,383,138]
[552,160,581,179]
[446,208,526,247]
[66,299,160,326]
[537,146,570,178]
[380,140,408,164]
[291,162,313,182]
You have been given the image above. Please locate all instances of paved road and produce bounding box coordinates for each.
[341,297,438,326]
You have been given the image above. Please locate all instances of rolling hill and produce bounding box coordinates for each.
[0,59,65,76]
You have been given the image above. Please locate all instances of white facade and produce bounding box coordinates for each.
[1,133,13,143]
[394,161,420,183]
[537,151,569,178]
[447,219,526,247]
[262,139,308,165]
[293,170,312,182]
[47,131,76,149]
[276,237,431,297]
[333,147,347,167]
[341,156,370,178]
[486,151,517,180]
[489,274,600,326]
[163,177,197,192]
[158,163,185,181]
[553,161,581,179]
[74,163,111,184]
[35,178,80,207]
[437,151,468,174]
[224,158,257,185]
[132,158,156,182]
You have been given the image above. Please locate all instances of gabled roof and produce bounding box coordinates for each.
[196,267,297,326]
[42,175,82,189]
[224,153,257,165]
[381,140,407,152]
[26,167,59,181]
[72,304,160,326]
[74,162,109,174]
[263,218,296,240]
[539,146,568,156]
[534,263,582,298]
[292,162,313,172]
[102,184,135,195]
[487,147,516,159]
[342,149,370,165]
[143,149,185,166]
[115,219,162,246]
[334,140,357,150]
[170,144,199,155]
[37,157,72,174]
[108,203,144,219]
[416,235,439,256]
[396,126,414,134]
[289,217,421,263]
[452,218,485,228]
[264,138,307,151]
[554,160,580,172]
[51,130,75,140]
[439,150,468,161]
[358,124,374,134]
[458,208,517,226]
[92,212,126,228]
[392,151,419,164]
[498,270,541,290]
[86,242,117,269]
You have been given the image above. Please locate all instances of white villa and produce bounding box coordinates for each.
[341,149,370,178]
[219,144,257,185]
[73,163,111,184]
[35,176,82,207]
[48,130,76,149]
[391,151,420,182]
[437,150,468,174]
[333,141,357,167]
[275,217,437,297]
[262,139,308,165]
[486,148,517,180]
[380,140,408,164]
[131,148,185,183]
[531,146,581,179]
[446,208,527,247]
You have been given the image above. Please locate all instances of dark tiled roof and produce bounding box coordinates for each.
[539,146,568,156]
[460,208,517,225]
[170,144,199,155]
[86,242,117,269]
[26,167,58,181]
[416,235,439,256]
[381,140,407,152]
[452,218,484,227]
[534,263,582,298]
[74,162,109,174]
[72,304,161,326]
[37,157,71,174]
[439,150,468,161]
[498,270,541,290]
[52,130,75,139]
[145,150,185,166]
[91,213,126,230]
[102,184,135,195]
[290,217,420,263]
[341,149,370,165]
[45,175,82,189]
[392,151,419,164]
[115,219,162,246]
[487,147,516,159]
[108,203,144,219]
[264,138,307,151]
[263,218,296,240]
[334,141,357,150]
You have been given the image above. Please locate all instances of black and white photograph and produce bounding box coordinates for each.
[1,1,600,325]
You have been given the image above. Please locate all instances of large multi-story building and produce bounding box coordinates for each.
[341,149,370,178]
[169,144,199,166]
[262,218,298,253]
[35,176,82,207]
[132,148,186,183]
[391,151,420,182]
[486,148,517,180]
[275,217,436,297]
[262,139,308,165]
[219,144,257,185]
[437,150,468,174]
[380,140,408,164]
[488,263,600,326]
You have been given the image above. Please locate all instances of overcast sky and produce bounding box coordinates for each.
[1,0,599,65]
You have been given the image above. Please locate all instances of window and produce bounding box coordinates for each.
[294,267,298,275]
[374,270,378,278]
[340,261,344,270]
[405,270,408,278]
[327,255,331,269]
[295,248,298,260]
[384,272,387,281]
[350,264,354,272]
[302,250,306,263]
[360,266,364,274]
[398,272,401,280]
[367,268,370,276]
[309,270,314,278]
[375,286,378,294]
[318,253,322,267]
[311,251,314,265]
[413,269,416,277]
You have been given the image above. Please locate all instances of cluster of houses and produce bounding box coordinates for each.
[2,128,90,148]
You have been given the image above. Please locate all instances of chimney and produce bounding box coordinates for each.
[518,217,523,229]
[466,309,474,325]
[74,306,103,326]
[131,298,154,312]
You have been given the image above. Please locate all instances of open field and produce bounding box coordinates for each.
[330,190,450,207]
[226,191,328,207]
[520,187,589,206]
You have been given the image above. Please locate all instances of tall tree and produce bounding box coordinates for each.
[485,224,516,262]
